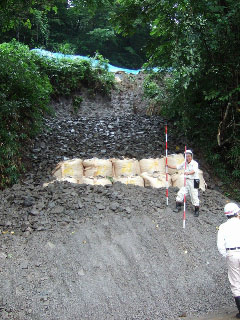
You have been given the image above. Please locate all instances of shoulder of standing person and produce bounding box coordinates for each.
[191,159,198,165]
[190,159,199,169]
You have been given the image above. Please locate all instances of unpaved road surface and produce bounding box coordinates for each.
[0,74,239,319]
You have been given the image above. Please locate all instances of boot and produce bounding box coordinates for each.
[173,202,182,213]
[194,206,199,217]
[235,296,240,319]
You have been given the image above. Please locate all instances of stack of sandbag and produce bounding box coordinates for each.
[113,176,144,187]
[82,176,112,186]
[139,158,165,174]
[141,172,172,188]
[112,158,140,177]
[171,169,206,191]
[83,158,113,177]
[52,159,83,181]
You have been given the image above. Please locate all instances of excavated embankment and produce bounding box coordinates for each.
[0,72,237,320]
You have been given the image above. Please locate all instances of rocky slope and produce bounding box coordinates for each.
[0,72,237,320]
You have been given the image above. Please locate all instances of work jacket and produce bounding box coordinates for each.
[217,217,240,257]
[176,159,199,180]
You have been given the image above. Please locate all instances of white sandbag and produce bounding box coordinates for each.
[171,172,185,189]
[158,157,166,173]
[82,177,112,186]
[112,159,140,177]
[113,176,144,187]
[52,159,83,180]
[52,162,63,179]
[83,158,113,177]
[141,172,171,188]
[139,158,165,174]
[166,154,185,174]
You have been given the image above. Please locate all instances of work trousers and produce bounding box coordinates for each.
[227,250,240,297]
[176,179,199,206]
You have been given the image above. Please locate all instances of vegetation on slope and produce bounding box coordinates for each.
[0,40,114,188]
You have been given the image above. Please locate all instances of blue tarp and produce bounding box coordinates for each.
[32,49,142,75]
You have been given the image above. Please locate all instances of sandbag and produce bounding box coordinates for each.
[52,162,62,179]
[52,159,83,180]
[113,176,144,187]
[82,177,112,186]
[171,172,185,189]
[141,172,171,188]
[139,158,165,174]
[166,154,185,174]
[112,159,140,177]
[83,158,113,177]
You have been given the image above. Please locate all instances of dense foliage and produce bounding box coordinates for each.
[114,0,240,198]
[0,40,52,187]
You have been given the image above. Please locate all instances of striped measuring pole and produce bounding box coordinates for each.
[165,124,168,206]
[183,145,187,228]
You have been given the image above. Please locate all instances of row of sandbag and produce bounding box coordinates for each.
[52,156,187,178]
[48,156,206,191]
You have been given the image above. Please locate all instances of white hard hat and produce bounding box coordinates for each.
[185,150,193,155]
[224,203,240,216]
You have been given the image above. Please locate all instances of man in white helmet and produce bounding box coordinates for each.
[168,150,200,217]
[217,202,240,319]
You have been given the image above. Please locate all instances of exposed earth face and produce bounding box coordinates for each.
[0,73,237,320]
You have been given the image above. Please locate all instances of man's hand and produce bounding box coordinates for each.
[185,171,195,176]
[167,164,177,169]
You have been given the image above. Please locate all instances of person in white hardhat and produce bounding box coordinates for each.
[217,202,240,319]
[168,150,200,217]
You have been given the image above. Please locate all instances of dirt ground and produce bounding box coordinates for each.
[0,73,239,320]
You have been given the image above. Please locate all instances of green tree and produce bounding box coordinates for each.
[46,0,149,68]
[0,0,150,68]
[0,0,57,33]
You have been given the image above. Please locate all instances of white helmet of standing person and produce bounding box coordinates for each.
[185,150,193,155]
[224,203,240,217]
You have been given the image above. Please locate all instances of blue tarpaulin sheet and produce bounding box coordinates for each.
[32,49,142,74]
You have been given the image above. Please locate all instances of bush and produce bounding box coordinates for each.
[0,40,52,188]
[33,52,115,98]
